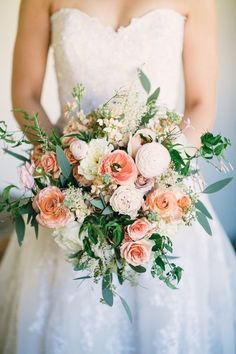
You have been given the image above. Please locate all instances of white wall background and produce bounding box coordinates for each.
[0,0,236,240]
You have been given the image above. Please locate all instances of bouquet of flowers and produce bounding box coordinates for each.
[0,70,232,320]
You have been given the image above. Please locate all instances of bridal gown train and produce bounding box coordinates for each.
[0,8,236,354]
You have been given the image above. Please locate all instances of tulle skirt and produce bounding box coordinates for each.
[0,195,236,354]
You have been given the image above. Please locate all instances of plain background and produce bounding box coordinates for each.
[0,0,236,241]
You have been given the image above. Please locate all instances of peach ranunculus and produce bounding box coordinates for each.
[146,188,183,221]
[178,195,191,210]
[64,148,78,165]
[120,239,152,266]
[33,186,71,229]
[99,150,138,185]
[41,152,61,179]
[127,218,150,241]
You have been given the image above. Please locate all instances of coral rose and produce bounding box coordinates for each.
[120,239,152,266]
[146,188,183,220]
[127,218,150,241]
[135,142,171,178]
[41,152,61,179]
[33,186,71,229]
[99,150,138,185]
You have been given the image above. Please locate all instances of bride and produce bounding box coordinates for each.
[0,0,236,353]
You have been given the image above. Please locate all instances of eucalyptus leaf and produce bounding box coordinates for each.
[119,296,133,323]
[203,178,233,194]
[147,87,160,105]
[102,205,113,215]
[90,199,104,209]
[15,215,25,246]
[137,68,151,94]
[195,200,213,220]
[102,273,114,307]
[4,149,30,162]
[196,211,212,236]
[56,145,72,179]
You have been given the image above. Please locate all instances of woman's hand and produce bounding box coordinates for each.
[181,0,218,148]
[12,0,53,141]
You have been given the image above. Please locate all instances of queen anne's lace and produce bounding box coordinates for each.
[0,8,236,354]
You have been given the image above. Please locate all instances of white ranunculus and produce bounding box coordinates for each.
[53,221,84,254]
[110,185,143,219]
[69,139,88,160]
[79,138,113,180]
[127,129,156,158]
[135,142,171,178]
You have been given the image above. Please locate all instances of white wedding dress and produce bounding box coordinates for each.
[0,8,236,354]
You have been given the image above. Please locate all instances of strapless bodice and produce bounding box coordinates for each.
[51,8,186,129]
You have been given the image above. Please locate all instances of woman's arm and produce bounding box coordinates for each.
[181,0,218,147]
[12,0,53,139]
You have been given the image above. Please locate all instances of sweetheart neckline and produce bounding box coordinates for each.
[50,7,186,34]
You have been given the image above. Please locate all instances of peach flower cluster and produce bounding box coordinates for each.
[146,188,191,221]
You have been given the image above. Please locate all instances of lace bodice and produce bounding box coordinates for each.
[51,8,186,129]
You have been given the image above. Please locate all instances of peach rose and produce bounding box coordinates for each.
[120,239,152,266]
[41,152,61,179]
[64,148,78,165]
[127,218,150,241]
[33,186,71,229]
[178,196,191,209]
[99,150,138,185]
[146,188,183,220]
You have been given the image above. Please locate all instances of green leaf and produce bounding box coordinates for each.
[137,68,151,94]
[119,296,133,323]
[74,275,91,281]
[56,145,72,179]
[102,273,114,307]
[83,237,98,258]
[129,264,146,273]
[203,178,233,194]
[195,200,213,220]
[165,278,178,290]
[4,149,30,162]
[147,87,160,105]
[155,256,166,271]
[174,266,183,283]
[196,211,212,236]
[15,215,25,246]
[2,185,17,203]
[90,199,104,209]
[102,205,113,215]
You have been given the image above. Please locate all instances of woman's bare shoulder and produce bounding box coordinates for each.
[19,0,51,17]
